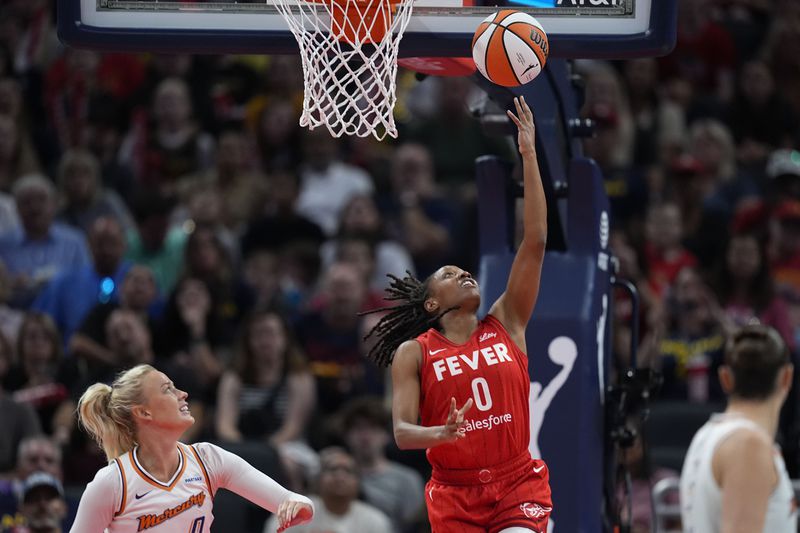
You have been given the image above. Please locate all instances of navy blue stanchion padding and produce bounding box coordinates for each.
[475,59,613,533]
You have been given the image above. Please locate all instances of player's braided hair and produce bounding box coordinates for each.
[361,271,457,367]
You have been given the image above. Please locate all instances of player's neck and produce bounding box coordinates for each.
[136,435,181,483]
[439,312,479,345]
[725,400,781,439]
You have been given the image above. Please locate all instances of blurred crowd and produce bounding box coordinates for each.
[0,0,799,531]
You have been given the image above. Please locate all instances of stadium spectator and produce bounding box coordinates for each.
[713,232,794,348]
[381,143,460,278]
[320,194,415,290]
[263,447,392,533]
[241,172,325,257]
[643,201,697,299]
[654,267,730,403]
[125,190,186,294]
[338,397,425,533]
[0,108,40,193]
[6,314,68,435]
[0,438,67,531]
[295,129,374,236]
[69,264,160,380]
[2,472,67,533]
[0,175,90,308]
[178,129,267,233]
[295,263,381,415]
[119,77,215,197]
[32,217,129,343]
[55,150,133,235]
[0,335,41,475]
[0,262,24,346]
[621,57,686,167]
[216,310,317,490]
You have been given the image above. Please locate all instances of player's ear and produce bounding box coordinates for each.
[718,365,734,394]
[131,404,152,422]
[424,297,439,314]
[780,364,794,392]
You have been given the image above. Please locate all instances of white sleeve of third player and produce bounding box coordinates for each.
[68,462,120,533]
[194,442,313,513]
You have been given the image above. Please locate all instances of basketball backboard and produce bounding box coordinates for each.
[59,0,676,59]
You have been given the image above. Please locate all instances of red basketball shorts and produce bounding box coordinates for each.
[425,453,552,533]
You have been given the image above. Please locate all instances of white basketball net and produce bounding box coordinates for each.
[273,0,415,140]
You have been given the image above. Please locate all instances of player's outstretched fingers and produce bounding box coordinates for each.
[521,95,534,122]
[459,398,474,417]
[447,397,457,424]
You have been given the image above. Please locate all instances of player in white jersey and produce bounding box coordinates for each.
[680,325,797,533]
[69,364,314,533]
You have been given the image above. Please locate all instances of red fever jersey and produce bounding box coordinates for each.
[416,314,531,471]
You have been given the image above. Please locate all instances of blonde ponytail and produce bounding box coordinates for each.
[77,364,155,461]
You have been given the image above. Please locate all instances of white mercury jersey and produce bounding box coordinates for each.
[69,442,312,533]
[680,414,797,533]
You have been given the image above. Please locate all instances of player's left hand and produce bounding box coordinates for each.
[276,498,313,532]
[507,96,536,158]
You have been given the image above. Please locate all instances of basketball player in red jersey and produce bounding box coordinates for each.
[362,96,550,532]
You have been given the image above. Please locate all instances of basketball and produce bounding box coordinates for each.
[471,10,549,87]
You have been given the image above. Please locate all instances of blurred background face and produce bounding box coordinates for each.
[645,204,683,250]
[17,439,61,480]
[345,419,388,462]
[187,189,222,227]
[64,49,99,79]
[318,450,359,500]
[89,218,125,275]
[106,310,150,363]
[740,61,774,106]
[21,487,67,531]
[217,131,248,174]
[243,251,279,299]
[61,155,98,205]
[20,319,57,379]
[121,266,157,311]
[324,264,366,316]
[585,68,622,109]
[391,144,434,193]
[672,268,711,330]
[691,130,725,173]
[726,235,761,283]
[15,186,54,236]
[341,196,380,235]
[154,79,191,127]
[260,100,296,146]
[248,314,287,369]
[337,239,375,284]
[623,58,658,96]
[188,229,223,276]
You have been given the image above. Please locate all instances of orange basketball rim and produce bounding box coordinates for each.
[306,0,403,44]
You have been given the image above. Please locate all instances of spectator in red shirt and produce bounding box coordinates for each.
[644,202,698,299]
